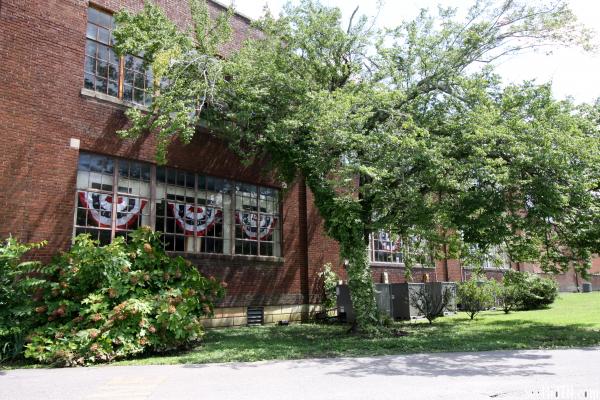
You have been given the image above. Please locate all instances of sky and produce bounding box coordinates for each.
[229,0,600,104]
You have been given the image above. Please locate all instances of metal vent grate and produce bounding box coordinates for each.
[247,307,264,326]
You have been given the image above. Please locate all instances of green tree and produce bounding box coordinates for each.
[366,1,599,278]
[457,277,495,320]
[112,0,596,331]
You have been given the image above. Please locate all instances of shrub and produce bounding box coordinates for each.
[493,279,521,314]
[319,263,339,310]
[503,270,558,310]
[4,227,224,366]
[0,237,46,362]
[457,277,494,320]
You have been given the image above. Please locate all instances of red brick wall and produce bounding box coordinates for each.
[306,187,342,304]
[0,0,339,309]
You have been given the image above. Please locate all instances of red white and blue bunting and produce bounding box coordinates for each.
[168,203,222,236]
[236,211,276,240]
[79,191,147,229]
[378,231,400,252]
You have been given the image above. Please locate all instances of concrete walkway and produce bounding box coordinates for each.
[2,348,600,400]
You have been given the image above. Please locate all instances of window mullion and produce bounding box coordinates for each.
[230,186,236,255]
[150,164,156,229]
[193,173,199,253]
[256,190,260,256]
[110,158,119,241]
[369,233,373,262]
[72,189,79,245]
[118,55,124,99]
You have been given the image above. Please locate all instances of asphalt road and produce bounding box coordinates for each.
[2,348,600,400]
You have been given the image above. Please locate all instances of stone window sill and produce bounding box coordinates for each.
[168,251,284,264]
[462,266,510,271]
[80,88,149,112]
[369,262,435,269]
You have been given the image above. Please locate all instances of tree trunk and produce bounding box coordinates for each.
[344,243,378,332]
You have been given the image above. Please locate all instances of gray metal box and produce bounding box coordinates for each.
[374,283,392,317]
[336,284,355,323]
[426,282,457,312]
[390,283,424,320]
[582,282,592,293]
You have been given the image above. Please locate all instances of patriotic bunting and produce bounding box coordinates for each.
[79,191,147,229]
[168,203,222,236]
[236,211,276,240]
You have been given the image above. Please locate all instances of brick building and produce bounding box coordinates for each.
[1,0,598,327]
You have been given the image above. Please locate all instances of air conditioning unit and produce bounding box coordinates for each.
[390,283,425,320]
[336,284,355,323]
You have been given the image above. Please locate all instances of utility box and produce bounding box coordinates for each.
[426,282,457,312]
[374,283,392,317]
[336,284,355,323]
[582,282,592,293]
[336,282,456,322]
[390,283,424,320]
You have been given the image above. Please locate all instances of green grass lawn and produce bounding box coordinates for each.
[112,292,600,366]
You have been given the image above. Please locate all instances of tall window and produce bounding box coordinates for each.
[84,7,152,106]
[74,153,281,257]
[75,153,151,244]
[155,168,227,254]
[463,245,511,269]
[234,184,280,256]
[369,231,435,267]
[371,231,403,263]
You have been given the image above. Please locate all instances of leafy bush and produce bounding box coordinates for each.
[457,277,495,320]
[491,279,521,314]
[503,270,558,311]
[319,263,339,310]
[0,237,46,362]
[2,227,224,366]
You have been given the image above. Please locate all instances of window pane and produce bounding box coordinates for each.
[96,77,107,94]
[109,49,119,65]
[108,81,118,97]
[88,7,113,29]
[84,56,95,73]
[108,63,118,81]
[84,73,95,90]
[87,8,102,26]
[97,45,108,61]
[85,40,97,57]
[124,69,134,85]
[130,163,141,180]
[96,60,108,78]
[167,169,176,185]
[176,170,186,187]
[260,242,273,256]
[134,72,145,89]
[123,84,133,101]
[78,153,91,171]
[86,24,97,40]
[146,73,154,88]
[133,88,144,104]
[97,27,109,44]
[157,167,166,183]
[89,154,113,174]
